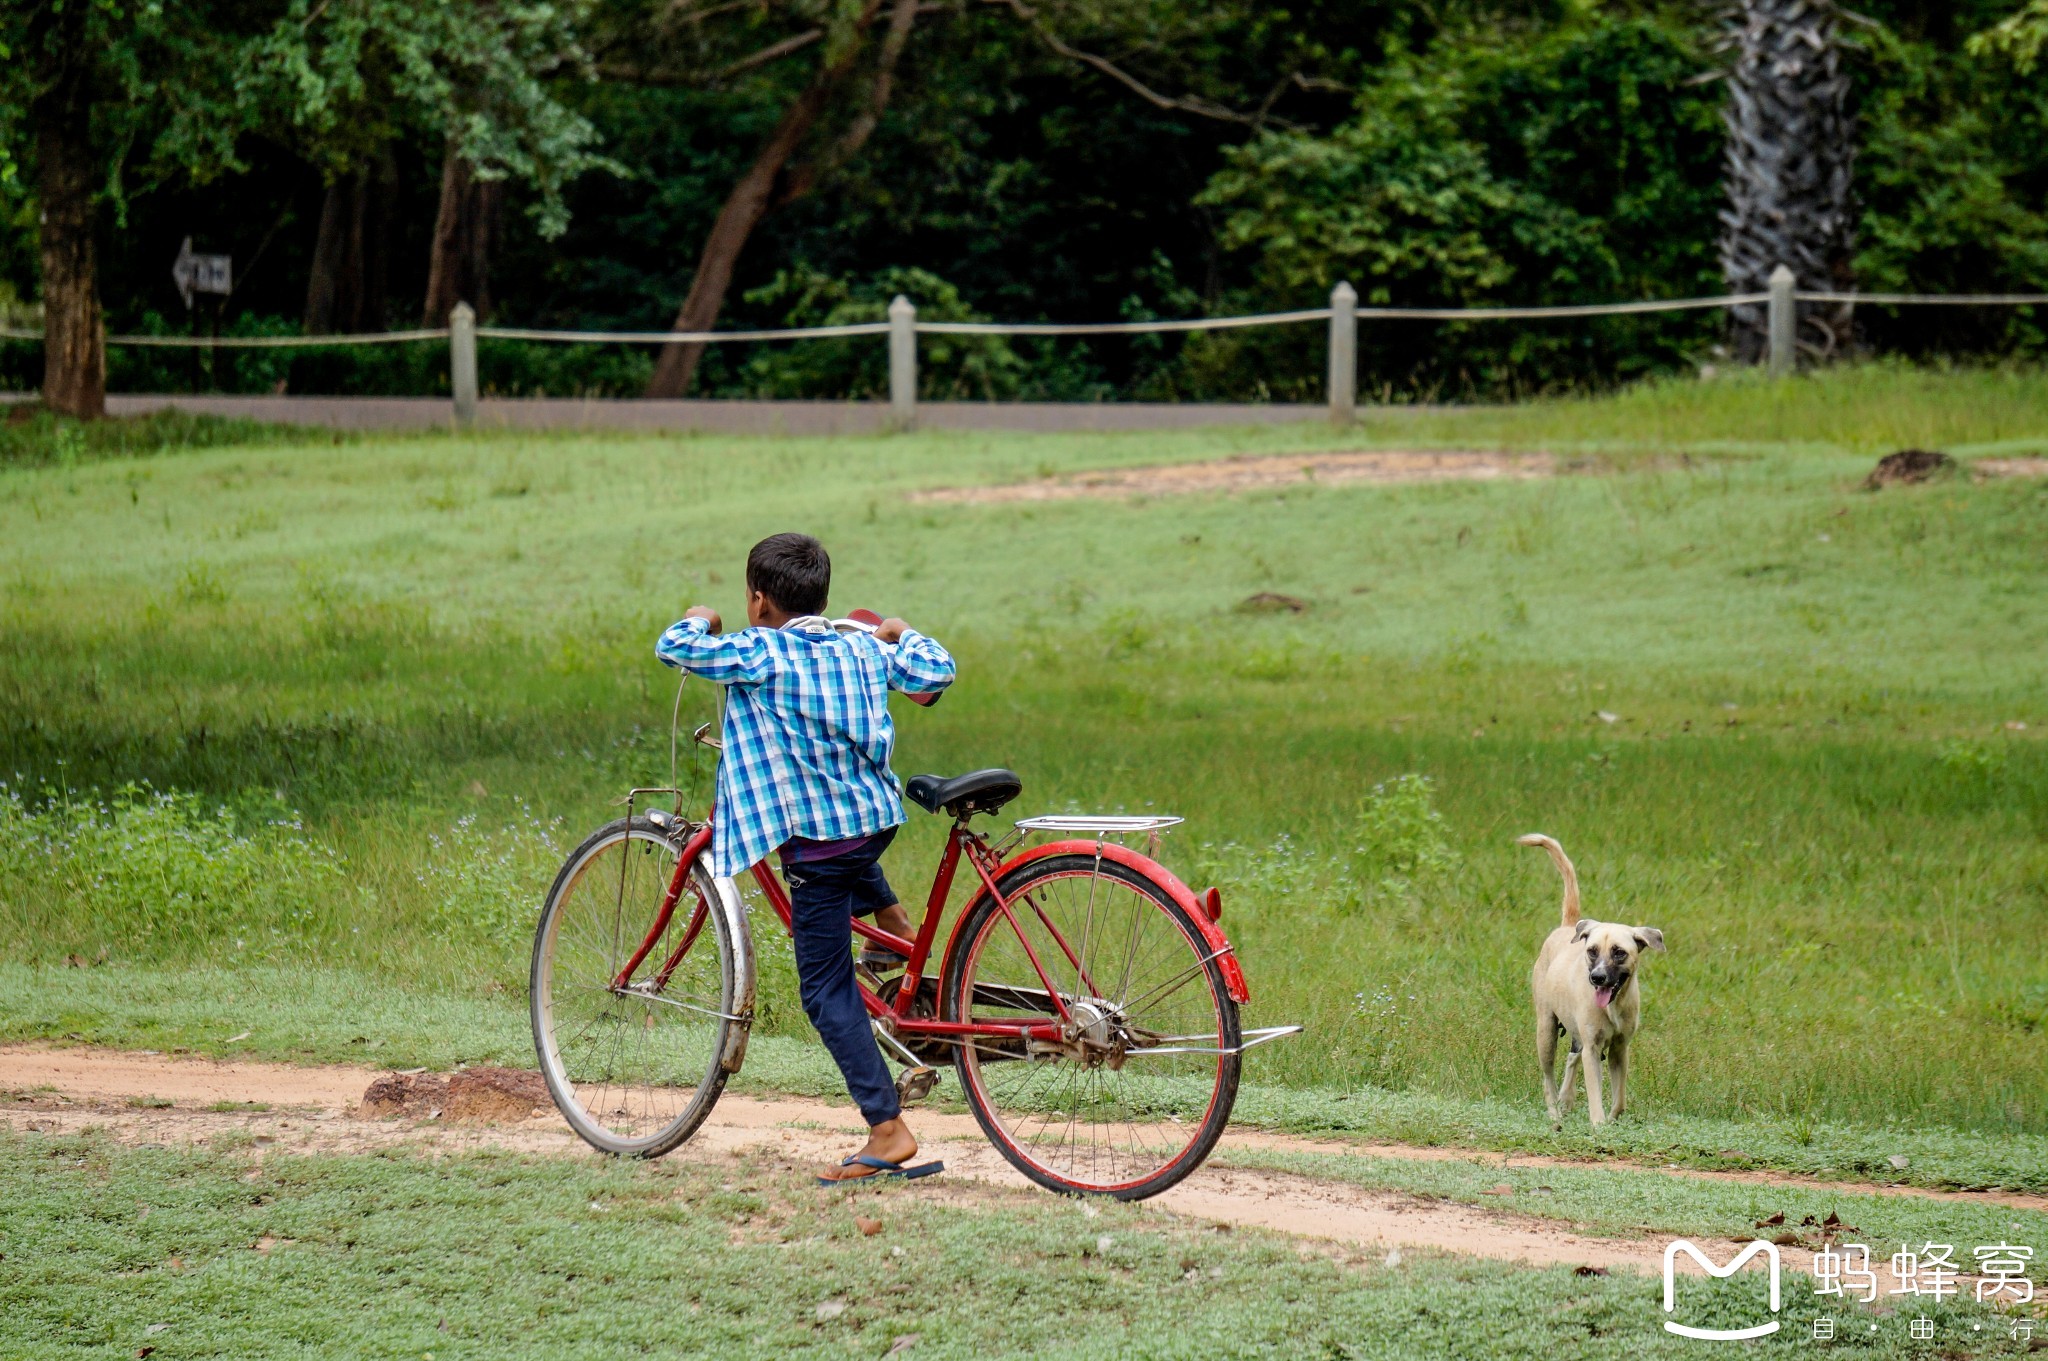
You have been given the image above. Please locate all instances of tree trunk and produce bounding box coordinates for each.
[645,0,890,398]
[304,155,396,334]
[1719,0,1856,364]
[423,142,503,327]
[34,60,105,419]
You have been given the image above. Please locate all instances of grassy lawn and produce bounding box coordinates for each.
[1,1128,2022,1360]
[2,363,2045,1173]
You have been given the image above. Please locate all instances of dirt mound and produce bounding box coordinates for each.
[914,450,1556,505]
[361,1066,551,1123]
[1865,449,1955,488]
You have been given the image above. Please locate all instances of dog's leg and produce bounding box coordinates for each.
[1580,1043,1606,1128]
[1607,1034,1628,1120]
[1558,1036,1580,1117]
[1537,1013,1562,1122]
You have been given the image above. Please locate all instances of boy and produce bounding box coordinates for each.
[655,532,954,1183]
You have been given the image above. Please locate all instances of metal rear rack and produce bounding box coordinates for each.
[1014,815,1185,834]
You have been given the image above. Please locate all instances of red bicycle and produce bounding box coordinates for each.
[529,618,1296,1200]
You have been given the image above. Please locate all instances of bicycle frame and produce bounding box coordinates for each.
[611,817,1133,1048]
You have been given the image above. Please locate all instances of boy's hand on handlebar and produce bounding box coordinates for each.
[874,617,911,643]
[684,605,723,633]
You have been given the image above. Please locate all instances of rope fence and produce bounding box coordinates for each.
[4,267,2042,425]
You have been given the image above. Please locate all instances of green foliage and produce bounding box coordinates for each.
[1350,774,1455,904]
[739,265,1027,400]
[413,804,567,950]
[0,782,350,961]
[254,0,611,236]
[1194,14,1724,398]
[1851,15,2048,357]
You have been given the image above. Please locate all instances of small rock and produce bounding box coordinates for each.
[144,1324,170,1336]
[855,1216,883,1237]
[814,1299,846,1322]
[1384,1247,1402,1268]
[1889,1154,1910,1171]
[1096,1234,1114,1254]
[1596,710,1619,724]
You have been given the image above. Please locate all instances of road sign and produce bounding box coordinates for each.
[172,237,232,308]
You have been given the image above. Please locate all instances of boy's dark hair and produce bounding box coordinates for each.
[746,533,830,615]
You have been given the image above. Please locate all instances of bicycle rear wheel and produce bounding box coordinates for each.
[530,816,746,1157]
[941,853,1240,1200]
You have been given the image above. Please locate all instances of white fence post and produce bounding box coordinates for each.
[450,302,478,429]
[888,295,917,428]
[1327,281,1357,424]
[1767,266,1796,378]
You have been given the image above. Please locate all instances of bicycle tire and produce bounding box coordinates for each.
[530,816,745,1157]
[940,853,1241,1200]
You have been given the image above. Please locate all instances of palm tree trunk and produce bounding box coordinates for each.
[1719,0,1857,364]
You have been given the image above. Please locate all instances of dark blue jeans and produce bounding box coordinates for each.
[780,827,901,1127]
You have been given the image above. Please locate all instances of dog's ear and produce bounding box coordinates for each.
[1571,921,1593,943]
[1634,927,1666,954]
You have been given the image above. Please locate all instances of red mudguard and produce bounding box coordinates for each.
[964,839,1251,1003]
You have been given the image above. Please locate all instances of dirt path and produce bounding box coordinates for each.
[912,450,1557,505]
[1,1045,2032,1288]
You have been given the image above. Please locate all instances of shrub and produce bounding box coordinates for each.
[0,781,350,959]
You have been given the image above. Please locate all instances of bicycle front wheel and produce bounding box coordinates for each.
[530,817,746,1157]
[941,854,1240,1200]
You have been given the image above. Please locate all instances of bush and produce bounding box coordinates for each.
[0,782,351,960]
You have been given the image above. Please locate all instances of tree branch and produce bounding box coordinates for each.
[991,0,1266,127]
[775,0,918,206]
[597,28,824,86]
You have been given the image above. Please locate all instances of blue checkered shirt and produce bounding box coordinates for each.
[655,617,956,878]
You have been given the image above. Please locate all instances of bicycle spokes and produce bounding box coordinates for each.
[951,857,1239,1198]
[532,821,739,1155]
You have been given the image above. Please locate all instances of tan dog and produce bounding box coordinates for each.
[1520,834,1665,1128]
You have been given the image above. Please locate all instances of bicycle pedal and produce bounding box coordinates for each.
[895,1065,940,1104]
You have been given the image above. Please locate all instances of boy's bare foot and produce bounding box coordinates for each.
[873,903,914,941]
[820,1116,919,1181]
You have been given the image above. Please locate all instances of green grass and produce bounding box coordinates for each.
[0,1128,2020,1359]
[1,364,2045,1163]
[0,405,300,468]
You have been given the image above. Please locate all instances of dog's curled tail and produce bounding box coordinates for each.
[1516,833,1580,926]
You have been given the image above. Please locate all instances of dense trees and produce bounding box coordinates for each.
[5,0,2048,406]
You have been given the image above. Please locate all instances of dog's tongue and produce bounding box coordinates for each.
[1595,986,1615,1009]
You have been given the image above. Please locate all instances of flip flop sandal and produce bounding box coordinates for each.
[859,947,910,973]
[817,1154,945,1187]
